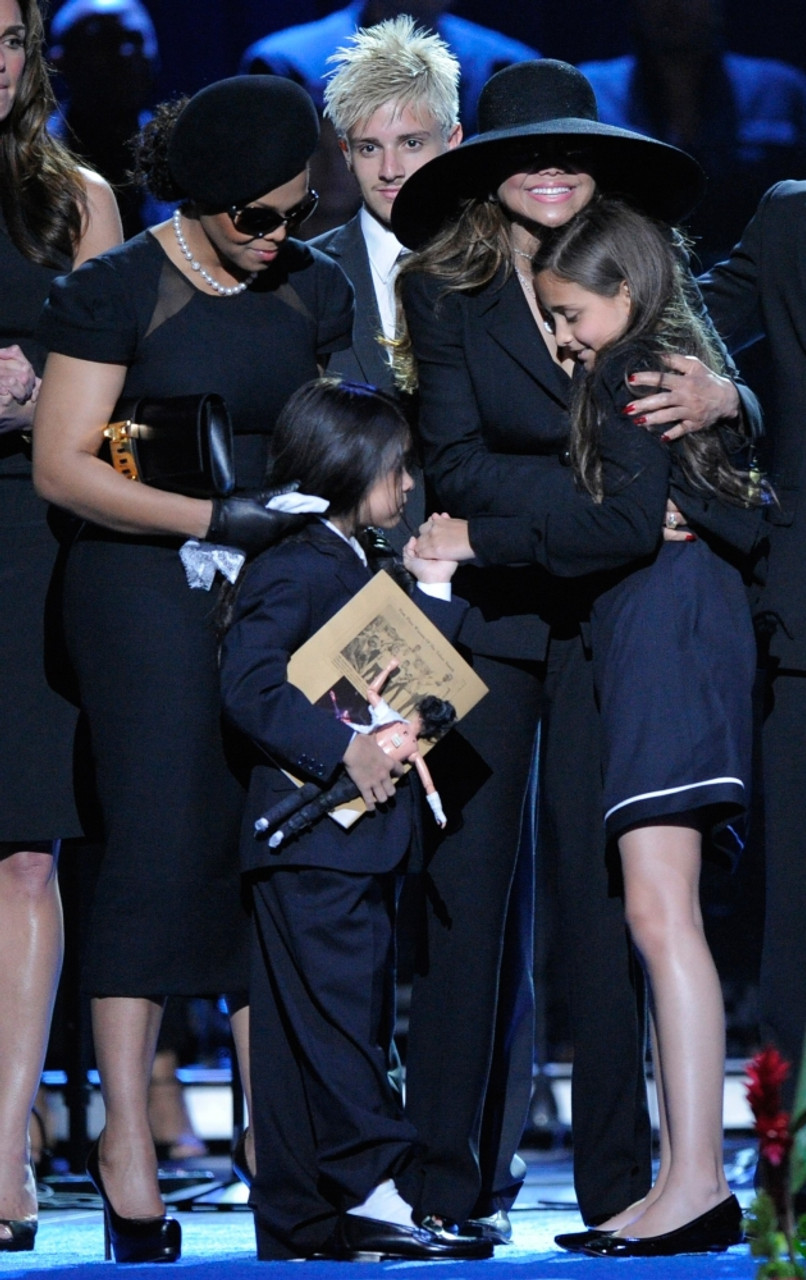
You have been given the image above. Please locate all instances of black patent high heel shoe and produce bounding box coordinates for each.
[231,1128,253,1188]
[0,1160,38,1252]
[86,1138,181,1263]
[0,1217,37,1252]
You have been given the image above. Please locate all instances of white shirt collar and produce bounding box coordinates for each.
[321,517,368,566]
[360,206,406,282]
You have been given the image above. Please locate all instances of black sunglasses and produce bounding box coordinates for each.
[227,189,319,238]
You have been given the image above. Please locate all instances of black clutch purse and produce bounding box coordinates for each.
[102,393,235,498]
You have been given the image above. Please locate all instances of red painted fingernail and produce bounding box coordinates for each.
[622,404,636,415]
[660,433,671,442]
[628,374,637,383]
[685,533,697,541]
[633,415,647,425]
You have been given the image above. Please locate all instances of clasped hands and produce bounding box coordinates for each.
[0,345,40,434]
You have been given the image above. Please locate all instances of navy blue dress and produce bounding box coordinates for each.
[592,538,756,861]
[588,347,757,863]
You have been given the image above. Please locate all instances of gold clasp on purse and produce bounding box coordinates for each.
[103,418,151,483]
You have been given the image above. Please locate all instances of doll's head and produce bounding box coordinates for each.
[268,377,413,533]
[412,694,456,742]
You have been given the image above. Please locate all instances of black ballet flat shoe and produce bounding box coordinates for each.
[86,1138,182,1263]
[337,1214,494,1261]
[582,1194,744,1257]
[555,1227,612,1251]
[231,1128,252,1189]
[0,1218,37,1252]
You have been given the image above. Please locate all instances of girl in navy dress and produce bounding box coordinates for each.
[416,197,763,1255]
[219,379,490,1263]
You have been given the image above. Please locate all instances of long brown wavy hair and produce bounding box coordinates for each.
[391,195,514,392]
[0,0,86,266]
[532,197,758,507]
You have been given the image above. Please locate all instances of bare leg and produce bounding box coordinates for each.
[612,823,729,1238]
[230,1004,254,1175]
[91,995,165,1218]
[147,1049,207,1158]
[0,848,62,1237]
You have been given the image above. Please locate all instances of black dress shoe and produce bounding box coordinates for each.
[463,1209,513,1245]
[582,1195,743,1257]
[337,1214,494,1261]
[555,1227,612,1251]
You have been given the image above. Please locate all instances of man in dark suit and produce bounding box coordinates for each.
[699,181,806,1117]
[310,14,462,390]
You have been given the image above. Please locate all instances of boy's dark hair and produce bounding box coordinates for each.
[268,377,412,521]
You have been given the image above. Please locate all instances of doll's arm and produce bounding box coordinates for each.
[366,657,400,703]
[408,750,447,827]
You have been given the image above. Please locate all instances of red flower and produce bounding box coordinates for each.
[747,1047,791,1121]
[756,1110,794,1167]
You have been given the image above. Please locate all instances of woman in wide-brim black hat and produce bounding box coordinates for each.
[389,57,757,1255]
[392,57,705,251]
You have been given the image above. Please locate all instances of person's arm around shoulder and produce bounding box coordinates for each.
[619,237,761,440]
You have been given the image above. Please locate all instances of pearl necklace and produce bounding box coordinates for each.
[172,210,257,297]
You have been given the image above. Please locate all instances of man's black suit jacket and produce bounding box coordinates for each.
[219,521,467,875]
[701,180,806,669]
[309,214,394,391]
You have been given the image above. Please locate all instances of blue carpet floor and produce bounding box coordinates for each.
[2,1144,763,1277]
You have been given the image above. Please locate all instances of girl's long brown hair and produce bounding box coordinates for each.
[533,197,757,507]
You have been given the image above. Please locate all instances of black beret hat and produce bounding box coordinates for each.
[167,75,320,210]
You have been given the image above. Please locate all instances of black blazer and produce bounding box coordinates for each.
[309,214,395,390]
[402,267,763,663]
[219,522,467,874]
[700,180,806,667]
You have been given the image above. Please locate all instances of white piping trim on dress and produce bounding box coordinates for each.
[604,777,745,824]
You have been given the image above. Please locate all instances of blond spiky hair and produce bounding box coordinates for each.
[323,15,460,140]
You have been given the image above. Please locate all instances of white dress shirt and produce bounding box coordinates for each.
[360,207,408,341]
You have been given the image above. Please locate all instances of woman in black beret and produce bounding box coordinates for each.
[31,75,353,1264]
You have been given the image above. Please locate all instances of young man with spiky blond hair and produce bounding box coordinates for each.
[310,15,462,389]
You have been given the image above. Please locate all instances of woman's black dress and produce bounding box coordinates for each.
[38,231,352,994]
[0,213,79,843]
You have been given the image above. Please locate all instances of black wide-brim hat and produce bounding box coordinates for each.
[167,75,320,211]
[391,59,706,249]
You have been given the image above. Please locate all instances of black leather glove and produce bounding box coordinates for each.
[206,494,308,556]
